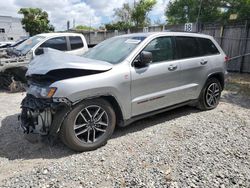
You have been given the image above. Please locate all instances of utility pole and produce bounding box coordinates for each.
[67,20,70,30]
[73,19,75,29]
[89,17,92,44]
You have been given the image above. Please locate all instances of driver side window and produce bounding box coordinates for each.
[144,37,174,63]
[35,37,68,55]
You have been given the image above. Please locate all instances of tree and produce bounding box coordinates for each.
[75,25,95,31]
[114,3,132,23]
[165,0,250,25]
[106,3,133,31]
[132,0,157,27]
[105,0,156,31]
[18,8,54,36]
[220,0,250,21]
[165,0,221,24]
[105,21,132,31]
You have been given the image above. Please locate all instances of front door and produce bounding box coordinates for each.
[130,36,184,117]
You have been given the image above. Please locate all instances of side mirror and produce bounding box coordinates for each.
[134,51,152,68]
[35,47,44,55]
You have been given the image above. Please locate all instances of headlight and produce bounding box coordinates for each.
[28,85,57,98]
[40,87,57,98]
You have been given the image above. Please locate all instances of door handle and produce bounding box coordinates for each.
[200,60,208,65]
[168,65,177,71]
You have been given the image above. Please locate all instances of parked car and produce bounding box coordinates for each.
[20,32,227,151]
[7,32,88,57]
[0,38,28,49]
[0,33,88,90]
[8,38,28,48]
[0,41,15,48]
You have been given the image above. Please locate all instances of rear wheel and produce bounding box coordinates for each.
[197,78,222,110]
[60,98,116,152]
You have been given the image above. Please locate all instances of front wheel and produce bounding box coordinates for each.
[60,99,116,152]
[197,78,222,110]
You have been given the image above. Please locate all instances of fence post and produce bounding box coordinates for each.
[88,31,91,45]
[239,20,249,73]
[219,25,224,46]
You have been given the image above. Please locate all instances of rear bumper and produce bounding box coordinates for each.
[20,94,71,136]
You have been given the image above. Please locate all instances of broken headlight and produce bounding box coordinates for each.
[28,85,57,98]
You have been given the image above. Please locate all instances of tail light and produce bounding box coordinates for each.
[225,56,230,63]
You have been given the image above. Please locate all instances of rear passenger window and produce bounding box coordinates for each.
[69,36,83,50]
[40,37,67,51]
[198,38,220,55]
[143,37,174,63]
[175,37,200,59]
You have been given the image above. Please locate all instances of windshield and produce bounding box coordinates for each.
[83,36,146,64]
[15,35,45,55]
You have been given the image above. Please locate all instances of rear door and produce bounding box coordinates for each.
[68,36,87,55]
[175,36,212,100]
[131,36,184,116]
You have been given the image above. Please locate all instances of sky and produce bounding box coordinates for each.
[0,0,169,31]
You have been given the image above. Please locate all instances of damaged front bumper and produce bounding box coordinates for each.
[20,94,71,136]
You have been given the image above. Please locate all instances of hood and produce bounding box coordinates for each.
[26,48,113,76]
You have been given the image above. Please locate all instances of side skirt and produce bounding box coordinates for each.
[120,100,197,127]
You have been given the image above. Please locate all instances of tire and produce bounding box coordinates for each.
[0,73,12,90]
[60,98,116,152]
[197,78,222,110]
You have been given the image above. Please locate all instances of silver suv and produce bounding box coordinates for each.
[20,32,227,151]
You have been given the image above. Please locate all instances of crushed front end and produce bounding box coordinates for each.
[20,80,71,137]
[20,48,113,137]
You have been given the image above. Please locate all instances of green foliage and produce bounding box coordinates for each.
[220,0,250,21]
[166,0,221,24]
[75,25,95,31]
[114,3,132,23]
[105,21,132,31]
[106,3,133,31]
[132,0,157,27]
[165,0,250,25]
[18,8,54,36]
[107,0,156,30]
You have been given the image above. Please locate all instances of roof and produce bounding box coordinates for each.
[37,32,83,37]
[117,32,213,39]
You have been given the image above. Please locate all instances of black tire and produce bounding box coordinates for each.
[60,98,116,152]
[0,73,12,90]
[197,78,222,110]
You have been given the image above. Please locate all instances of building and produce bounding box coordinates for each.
[0,15,29,42]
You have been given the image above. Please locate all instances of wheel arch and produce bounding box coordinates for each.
[206,72,225,89]
[71,94,125,127]
[99,95,124,126]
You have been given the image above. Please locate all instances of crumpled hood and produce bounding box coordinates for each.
[26,48,113,76]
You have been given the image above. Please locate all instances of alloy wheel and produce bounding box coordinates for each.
[74,105,109,143]
[205,83,220,107]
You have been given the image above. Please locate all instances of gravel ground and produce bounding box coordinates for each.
[0,78,249,188]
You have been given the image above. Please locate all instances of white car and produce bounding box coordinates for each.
[0,33,88,90]
[0,41,15,48]
[14,32,88,57]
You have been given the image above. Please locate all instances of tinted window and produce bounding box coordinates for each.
[175,37,200,59]
[198,38,220,55]
[70,36,83,50]
[144,37,174,63]
[40,37,67,51]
